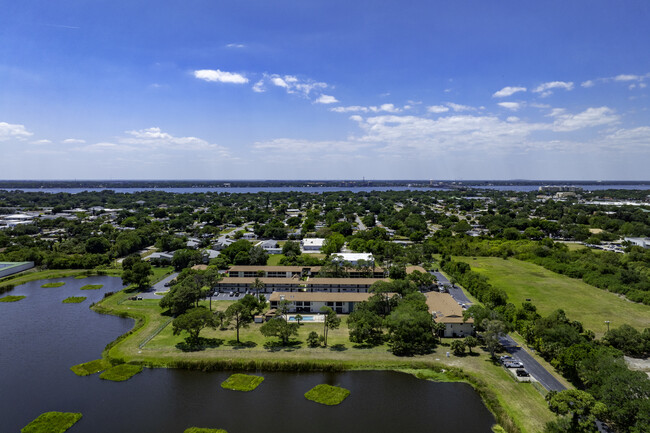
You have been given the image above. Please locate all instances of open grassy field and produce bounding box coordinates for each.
[454,257,650,336]
[266,254,284,265]
[94,290,554,433]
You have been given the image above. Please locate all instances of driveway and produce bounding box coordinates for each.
[499,335,566,392]
[139,272,178,299]
[431,271,473,306]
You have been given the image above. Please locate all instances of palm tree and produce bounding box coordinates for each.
[251,277,265,301]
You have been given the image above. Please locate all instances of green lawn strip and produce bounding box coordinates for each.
[74,275,88,279]
[221,373,264,391]
[454,256,650,336]
[70,359,111,376]
[80,284,103,290]
[21,411,82,433]
[41,282,65,288]
[184,429,228,433]
[99,364,143,382]
[0,295,26,302]
[304,384,350,405]
[62,296,87,304]
[266,254,284,265]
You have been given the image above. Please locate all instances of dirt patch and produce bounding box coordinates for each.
[624,356,650,378]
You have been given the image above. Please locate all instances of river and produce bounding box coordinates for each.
[0,276,495,432]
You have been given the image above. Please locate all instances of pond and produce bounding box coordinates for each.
[0,276,496,432]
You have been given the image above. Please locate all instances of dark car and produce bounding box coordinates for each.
[516,369,530,377]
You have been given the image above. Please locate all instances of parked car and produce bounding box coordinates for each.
[500,356,514,363]
[228,291,234,297]
[504,361,524,369]
[516,369,530,377]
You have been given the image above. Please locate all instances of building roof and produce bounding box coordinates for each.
[425,292,473,324]
[306,278,388,286]
[219,277,300,285]
[302,238,325,247]
[228,265,320,273]
[406,265,427,274]
[269,291,374,303]
[333,253,374,262]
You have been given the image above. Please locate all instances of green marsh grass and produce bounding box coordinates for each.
[220,373,264,391]
[99,364,143,382]
[21,412,82,433]
[304,384,350,405]
[70,359,111,376]
[62,296,86,303]
[80,284,103,290]
[0,295,25,302]
[41,282,65,288]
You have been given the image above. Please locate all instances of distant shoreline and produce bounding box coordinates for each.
[0,179,649,189]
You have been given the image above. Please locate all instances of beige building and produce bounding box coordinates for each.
[425,292,474,337]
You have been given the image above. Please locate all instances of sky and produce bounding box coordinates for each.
[1,0,649,180]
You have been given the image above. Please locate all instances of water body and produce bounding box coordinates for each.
[1,184,649,194]
[0,277,495,432]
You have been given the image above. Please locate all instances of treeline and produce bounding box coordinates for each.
[444,259,650,433]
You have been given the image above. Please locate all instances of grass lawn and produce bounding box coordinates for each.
[21,412,82,433]
[80,284,103,290]
[62,296,86,304]
[220,373,264,391]
[41,282,65,288]
[70,359,111,376]
[99,364,143,382]
[0,295,26,302]
[266,254,284,266]
[184,428,227,433]
[304,384,350,405]
[455,257,650,336]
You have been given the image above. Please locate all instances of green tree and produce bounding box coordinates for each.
[225,301,254,344]
[482,319,506,358]
[385,296,435,356]
[545,389,607,433]
[172,307,216,345]
[260,317,299,345]
[171,248,203,271]
[85,236,110,254]
[320,306,341,347]
[348,306,384,346]
[159,279,201,315]
[307,331,320,347]
[322,233,345,255]
[121,259,153,290]
[282,240,301,257]
[451,339,466,356]
[251,277,266,300]
[464,335,479,354]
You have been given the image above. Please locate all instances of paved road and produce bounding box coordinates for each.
[499,335,566,392]
[355,214,367,231]
[431,271,473,305]
[139,272,178,299]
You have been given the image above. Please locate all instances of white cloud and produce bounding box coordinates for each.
[551,107,620,132]
[62,138,86,144]
[271,76,289,88]
[614,74,641,82]
[331,106,369,113]
[493,86,527,98]
[30,139,52,145]
[225,43,246,49]
[331,103,403,113]
[497,102,522,111]
[427,105,449,113]
[315,95,338,104]
[581,80,595,88]
[533,81,574,97]
[0,122,33,141]
[446,102,475,112]
[252,80,265,93]
[193,69,249,84]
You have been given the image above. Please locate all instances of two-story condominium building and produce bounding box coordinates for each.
[425,292,474,337]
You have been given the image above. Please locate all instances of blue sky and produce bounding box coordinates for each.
[1,0,649,180]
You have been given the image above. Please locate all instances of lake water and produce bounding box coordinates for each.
[0,276,495,432]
